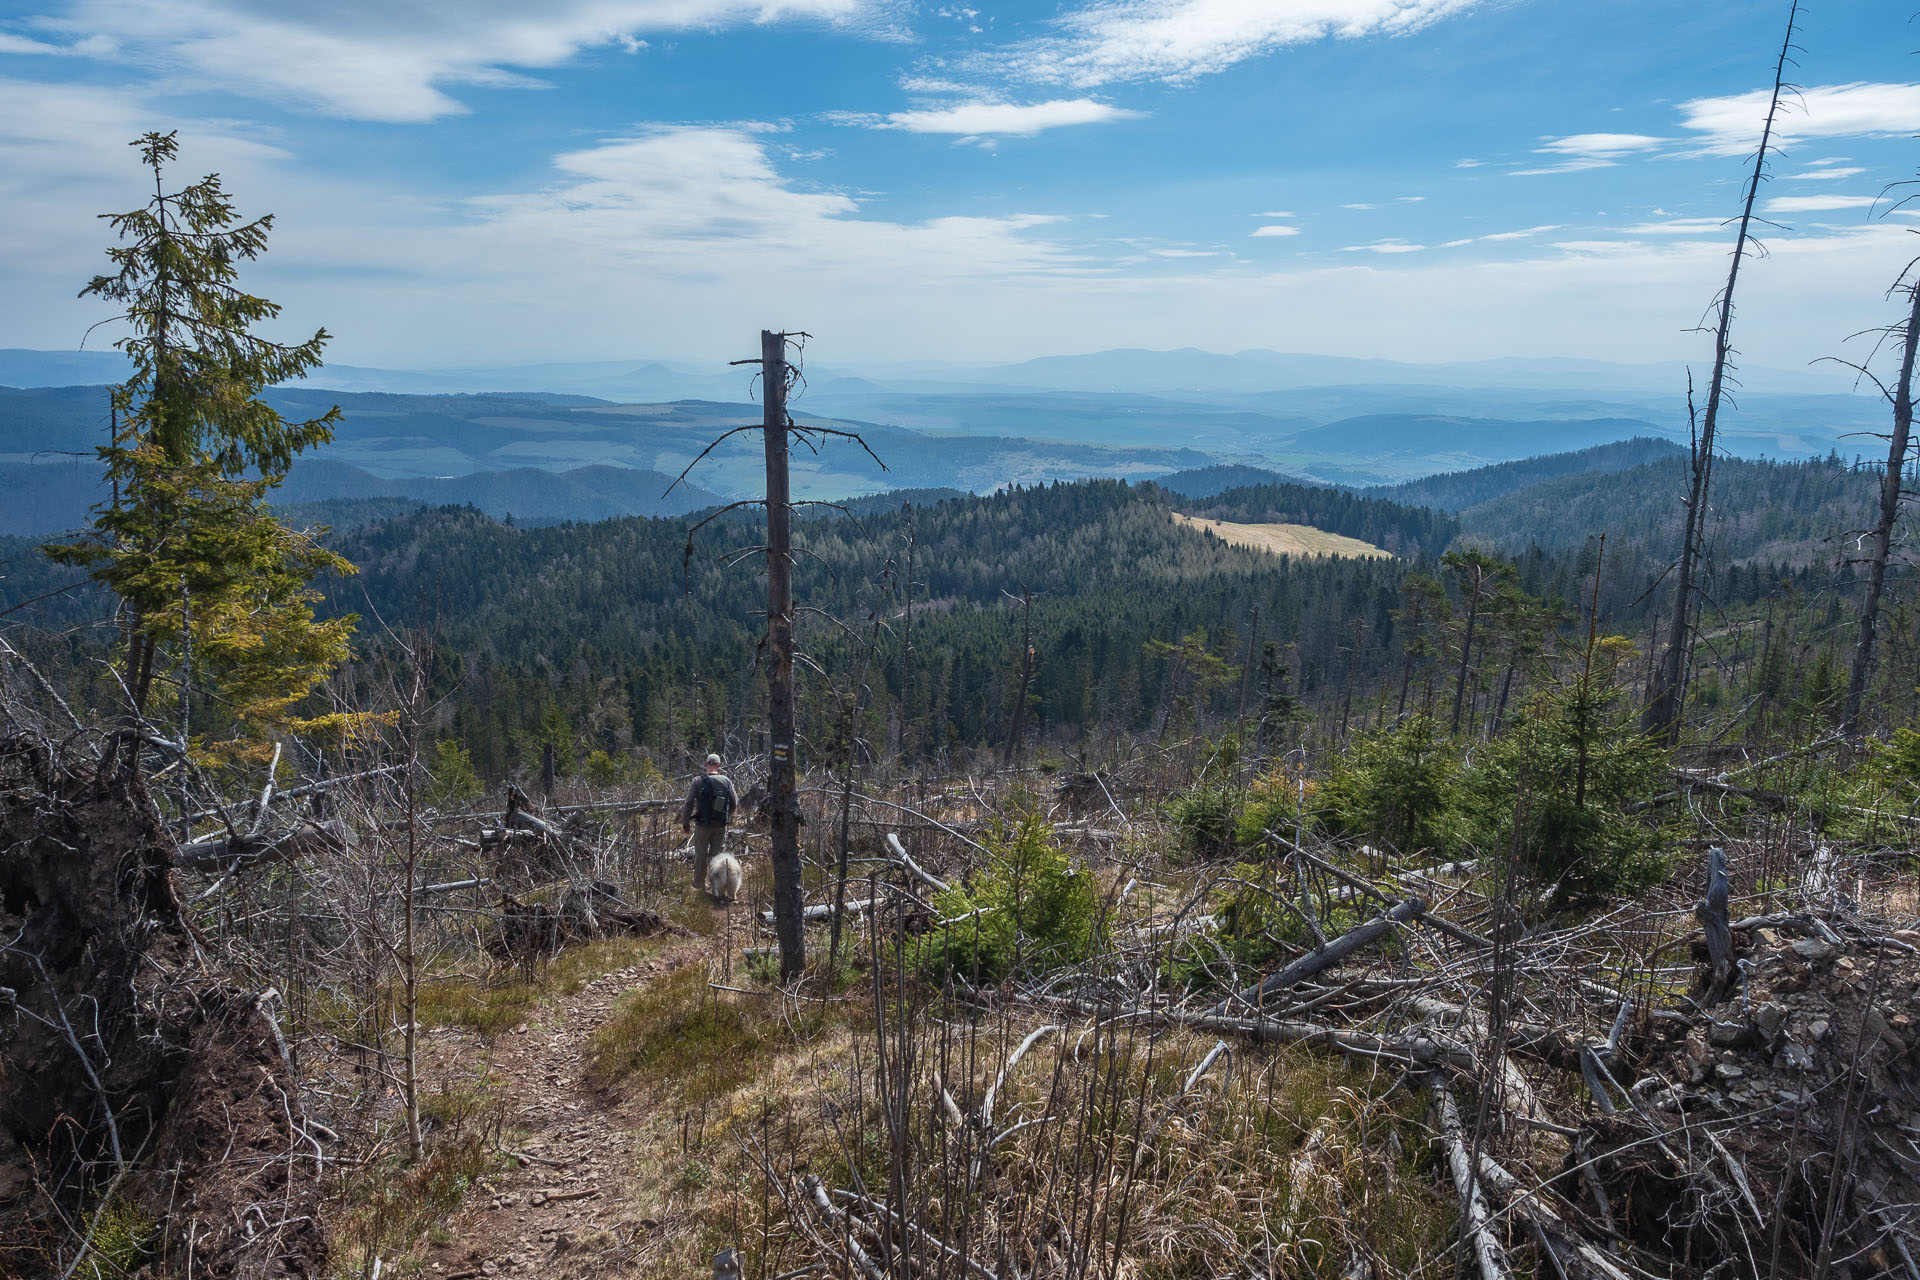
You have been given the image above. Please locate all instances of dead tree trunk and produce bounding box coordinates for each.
[1643,0,1801,743]
[763,329,806,980]
[1843,273,1920,733]
[1001,586,1034,766]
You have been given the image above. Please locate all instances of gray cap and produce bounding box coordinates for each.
[706,753,723,766]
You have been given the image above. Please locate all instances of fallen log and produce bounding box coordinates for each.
[1476,1154,1632,1280]
[1030,995,1480,1071]
[1277,840,1491,949]
[885,833,950,895]
[177,818,353,872]
[1206,896,1425,1016]
[1432,1081,1514,1280]
[761,898,876,925]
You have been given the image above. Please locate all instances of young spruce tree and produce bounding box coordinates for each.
[48,132,354,754]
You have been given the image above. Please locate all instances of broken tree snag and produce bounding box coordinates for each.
[1695,844,1733,1000]
[761,328,806,980]
[0,735,321,1276]
[1206,896,1424,1016]
[176,816,354,872]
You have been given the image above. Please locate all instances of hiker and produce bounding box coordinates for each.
[681,753,737,893]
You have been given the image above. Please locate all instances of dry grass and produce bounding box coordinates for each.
[411,934,671,1036]
[1173,512,1393,559]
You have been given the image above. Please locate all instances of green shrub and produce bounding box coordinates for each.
[1171,787,1237,860]
[912,810,1101,984]
[424,737,483,809]
[1317,715,1465,856]
[1461,656,1669,901]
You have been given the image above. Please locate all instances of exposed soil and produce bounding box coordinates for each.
[420,905,747,1280]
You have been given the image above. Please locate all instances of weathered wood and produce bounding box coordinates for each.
[1476,1154,1633,1280]
[1279,838,1491,949]
[1207,895,1424,1016]
[763,329,805,980]
[177,818,353,872]
[1432,1081,1513,1280]
[884,833,950,895]
[1694,844,1733,1000]
[1032,995,1479,1071]
[761,897,875,925]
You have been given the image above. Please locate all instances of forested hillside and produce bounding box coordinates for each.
[326,481,1413,776]
[1461,451,1879,566]
[1375,437,1685,511]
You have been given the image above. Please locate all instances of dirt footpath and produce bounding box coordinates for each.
[422,910,740,1280]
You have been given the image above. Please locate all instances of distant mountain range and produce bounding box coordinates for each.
[1,343,1886,532]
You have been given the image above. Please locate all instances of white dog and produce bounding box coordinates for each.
[706,851,743,904]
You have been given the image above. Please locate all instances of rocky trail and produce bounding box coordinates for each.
[421,905,746,1280]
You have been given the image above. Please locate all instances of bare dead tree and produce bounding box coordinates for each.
[1842,260,1920,733]
[1001,585,1036,767]
[671,329,887,980]
[1643,0,1802,743]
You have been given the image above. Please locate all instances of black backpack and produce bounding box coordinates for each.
[695,774,733,826]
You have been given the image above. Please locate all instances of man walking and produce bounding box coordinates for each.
[681,753,737,893]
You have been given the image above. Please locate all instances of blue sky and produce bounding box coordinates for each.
[3,0,1919,374]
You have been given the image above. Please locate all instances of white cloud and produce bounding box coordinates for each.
[898,74,975,94]
[979,0,1483,88]
[29,0,890,121]
[1437,224,1559,248]
[1763,194,1882,215]
[1341,238,1423,253]
[1479,224,1559,241]
[831,97,1140,136]
[1536,132,1665,157]
[1396,194,1425,202]
[1786,166,1866,181]
[1677,82,1920,156]
[1625,217,1727,235]
[1454,158,1483,168]
[1343,202,1377,210]
[1251,210,1295,218]
[1149,247,1220,256]
[1250,224,1300,237]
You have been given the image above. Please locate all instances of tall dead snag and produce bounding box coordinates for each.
[1643,0,1801,743]
[761,329,806,980]
[1842,267,1920,733]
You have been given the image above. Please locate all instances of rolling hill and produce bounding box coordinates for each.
[1373,438,1686,511]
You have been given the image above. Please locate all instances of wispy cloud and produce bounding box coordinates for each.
[1341,238,1424,254]
[829,97,1141,137]
[1251,210,1295,218]
[1250,224,1300,237]
[1786,166,1866,181]
[28,0,893,121]
[1677,81,1920,156]
[1512,132,1662,175]
[1764,194,1882,215]
[1437,224,1560,247]
[976,0,1484,89]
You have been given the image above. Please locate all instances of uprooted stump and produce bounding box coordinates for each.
[1582,917,1920,1277]
[486,880,683,967]
[0,734,323,1279]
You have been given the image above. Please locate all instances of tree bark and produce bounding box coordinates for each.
[1644,0,1801,743]
[763,329,806,979]
[1843,276,1920,733]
